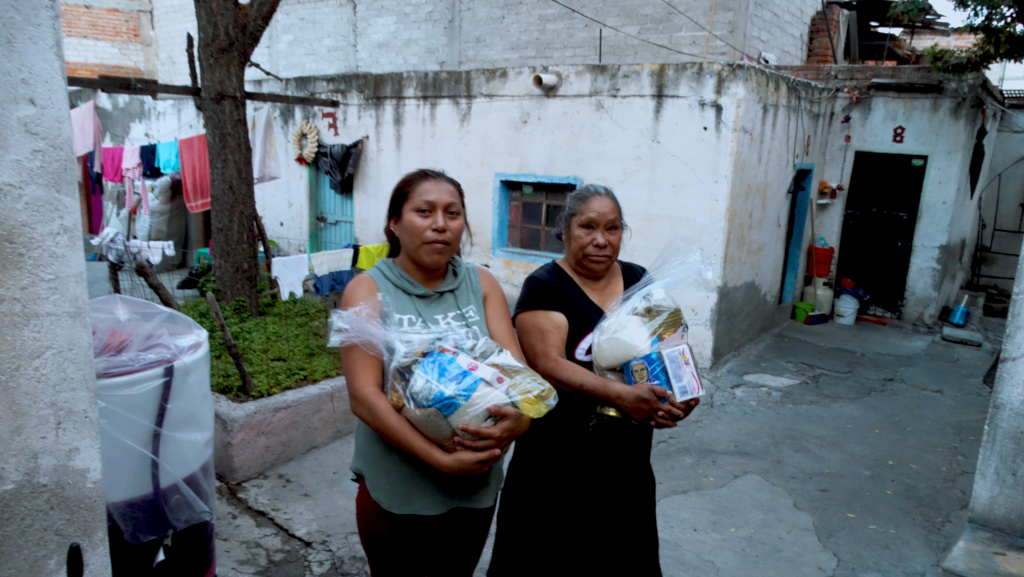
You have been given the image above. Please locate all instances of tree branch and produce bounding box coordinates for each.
[243,0,283,59]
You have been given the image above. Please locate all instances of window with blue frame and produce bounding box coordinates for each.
[493,174,581,260]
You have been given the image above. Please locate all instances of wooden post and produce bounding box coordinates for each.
[254,213,279,301]
[108,261,122,295]
[205,291,256,396]
[134,261,181,312]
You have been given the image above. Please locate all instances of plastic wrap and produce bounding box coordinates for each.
[329,296,558,451]
[89,295,215,544]
[592,243,714,406]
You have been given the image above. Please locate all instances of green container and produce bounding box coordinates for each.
[794,302,814,323]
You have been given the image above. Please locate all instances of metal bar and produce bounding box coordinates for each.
[983,251,1023,257]
[66,76,340,107]
[993,229,1024,233]
[993,175,1001,247]
[977,274,1018,280]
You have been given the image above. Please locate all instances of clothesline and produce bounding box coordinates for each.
[104,113,203,143]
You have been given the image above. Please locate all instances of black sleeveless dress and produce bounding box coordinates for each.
[488,260,662,577]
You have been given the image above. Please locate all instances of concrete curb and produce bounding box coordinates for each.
[214,376,355,484]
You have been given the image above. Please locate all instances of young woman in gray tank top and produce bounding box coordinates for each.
[339,169,531,576]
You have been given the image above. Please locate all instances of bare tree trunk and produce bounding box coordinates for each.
[192,0,282,318]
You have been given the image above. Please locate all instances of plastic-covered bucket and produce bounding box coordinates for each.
[794,302,814,323]
[90,295,215,576]
[834,294,859,325]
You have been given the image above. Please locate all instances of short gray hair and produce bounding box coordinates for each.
[558,184,628,241]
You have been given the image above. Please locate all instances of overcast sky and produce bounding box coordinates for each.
[929,0,970,27]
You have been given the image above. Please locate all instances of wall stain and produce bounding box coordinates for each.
[712,281,781,363]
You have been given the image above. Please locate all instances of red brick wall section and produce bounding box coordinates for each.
[60,4,142,44]
[807,5,842,65]
[66,62,144,79]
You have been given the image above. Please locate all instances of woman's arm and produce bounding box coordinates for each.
[452,267,532,451]
[340,274,501,475]
[515,310,690,428]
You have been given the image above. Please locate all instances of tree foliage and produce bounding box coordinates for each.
[912,0,1024,73]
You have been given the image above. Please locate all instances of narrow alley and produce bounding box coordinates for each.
[215,320,1001,577]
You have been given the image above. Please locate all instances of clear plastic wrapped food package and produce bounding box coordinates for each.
[329,297,558,451]
[592,245,714,414]
[89,295,214,546]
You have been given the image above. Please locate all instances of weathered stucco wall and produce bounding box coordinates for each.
[814,80,999,324]
[247,63,755,365]
[0,1,112,575]
[714,69,833,361]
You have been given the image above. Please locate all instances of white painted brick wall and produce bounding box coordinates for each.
[149,0,815,83]
[746,0,818,64]
[63,37,146,69]
[152,0,198,84]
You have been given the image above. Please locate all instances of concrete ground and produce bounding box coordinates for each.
[211,318,1002,576]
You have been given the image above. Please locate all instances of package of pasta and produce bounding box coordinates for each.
[591,242,714,409]
[329,297,558,451]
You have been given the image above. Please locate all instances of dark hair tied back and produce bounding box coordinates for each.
[384,169,472,258]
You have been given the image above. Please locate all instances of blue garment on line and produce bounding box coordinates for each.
[156,141,180,173]
[313,270,354,296]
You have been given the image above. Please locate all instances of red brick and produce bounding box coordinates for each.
[60,4,142,43]
[65,62,144,78]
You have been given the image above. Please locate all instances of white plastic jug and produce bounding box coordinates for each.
[834,294,859,325]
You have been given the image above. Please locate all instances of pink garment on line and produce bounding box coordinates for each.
[102,146,124,183]
[70,100,103,175]
[179,134,211,213]
[122,146,150,216]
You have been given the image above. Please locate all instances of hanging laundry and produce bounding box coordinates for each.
[70,100,103,175]
[141,144,161,178]
[84,152,104,234]
[271,254,309,300]
[309,247,354,276]
[156,140,181,173]
[91,227,130,264]
[313,270,354,296]
[355,242,390,270]
[250,107,281,184]
[178,134,211,213]
[310,245,356,296]
[122,146,150,216]
[314,139,363,195]
[102,146,124,183]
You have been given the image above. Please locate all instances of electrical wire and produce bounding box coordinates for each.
[548,0,718,60]
[658,0,756,60]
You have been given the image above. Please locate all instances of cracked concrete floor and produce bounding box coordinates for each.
[214,320,1002,576]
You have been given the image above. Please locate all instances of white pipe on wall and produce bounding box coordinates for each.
[532,74,560,89]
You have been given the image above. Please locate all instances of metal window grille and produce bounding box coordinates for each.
[506,182,575,253]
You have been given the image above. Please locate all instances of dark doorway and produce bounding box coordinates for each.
[836,152,928,317]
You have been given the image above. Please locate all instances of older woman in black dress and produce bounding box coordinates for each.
[480,185,700,576]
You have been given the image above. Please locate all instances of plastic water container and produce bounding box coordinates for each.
[834,294,859,325]
[90,295,215,576]
[802,278,834,316]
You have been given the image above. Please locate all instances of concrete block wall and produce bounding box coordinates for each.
[152,0,197,84]
[149,0,820,85]
[747,0,820,65]
[457,0,741,69]
[60,1,153,78]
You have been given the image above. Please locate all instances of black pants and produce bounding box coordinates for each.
[356,478,496,576]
